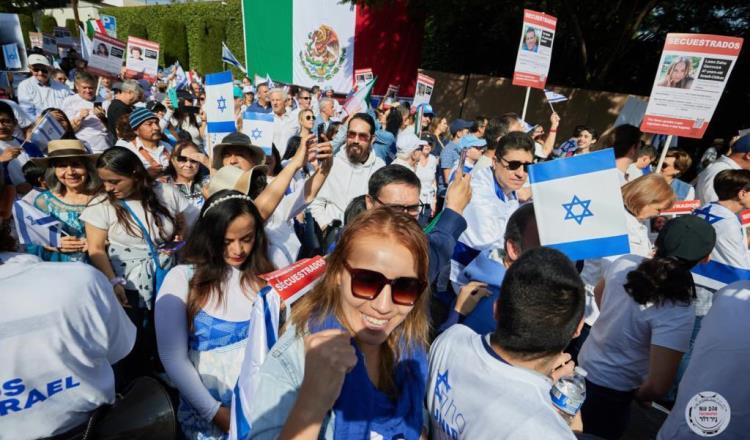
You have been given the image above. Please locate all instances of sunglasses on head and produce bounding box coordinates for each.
[499,157,533,172]
[175,156,200,165]
[344,261,426,306]
[347,130,371,143]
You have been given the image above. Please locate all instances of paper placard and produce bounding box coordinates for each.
[87,32,126,78]
[125,36,160,83]
[512,9,557,89]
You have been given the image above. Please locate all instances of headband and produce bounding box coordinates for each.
[202,194,254,218]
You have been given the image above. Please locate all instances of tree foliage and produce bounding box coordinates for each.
[160,19,189,67]
[197,18,226,74]
[39,15,57,33]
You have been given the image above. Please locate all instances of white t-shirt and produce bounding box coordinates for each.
[427,325,575,440]
[415,155,438,206]
[126,137,173,169]
[695,155,742,204]
[79,183,199,249]
[0,253,135,439]
[657,280,750,440]
[579,255,695,391]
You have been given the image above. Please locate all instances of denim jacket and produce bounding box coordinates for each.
[248,323,335,440]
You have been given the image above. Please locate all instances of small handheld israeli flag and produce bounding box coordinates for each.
[12,199,63,248]
[2,43,21,70]
[529,148,630,260]
[221,42,247,74]
[242,112,274,155]
[204,71,236,134]
[544,89,568,104]
[173,61,188,90]
[30,112,66,152]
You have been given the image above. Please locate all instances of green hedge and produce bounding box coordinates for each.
[18,14,33,49]
[65,18,79,37]
[197,18,225,74]
[128,22,148,39]
[160,20,188,67]
[39,15,58,34]
[100,0,246,78]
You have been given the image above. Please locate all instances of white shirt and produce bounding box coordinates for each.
[272,111,299,157]
[657,280,750,440]
[696,155,742,204]
[415,155,438,206]
[450,166,519,286]
[265,178,308,268]
[309,149,385,228]
[17,76,71,118]
[79,183,199,250]
[0,138,30,186]
[579,255,695,391]
[0,253,135,439]
[156,264,256,421]
[390,157,415,171]
[427,325,575,440]
[61,94,111,153]
[126,137,173,169]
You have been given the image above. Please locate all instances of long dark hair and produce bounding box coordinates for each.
[164,140,209,184]
[181,190,274,326]
[95,147,176,241]
[624,257,697,307]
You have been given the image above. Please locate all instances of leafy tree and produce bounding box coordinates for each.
[160,19,189,67]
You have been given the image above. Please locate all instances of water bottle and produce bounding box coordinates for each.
[550,366,587,416]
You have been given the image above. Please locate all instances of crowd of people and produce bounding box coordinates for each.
[2,44,750,440]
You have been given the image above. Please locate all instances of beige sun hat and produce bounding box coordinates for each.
[207,164,269,197]
[31,139,99,167]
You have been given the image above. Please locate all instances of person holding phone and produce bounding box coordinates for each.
[62,71,111,153]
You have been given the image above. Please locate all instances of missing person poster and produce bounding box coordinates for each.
[0,14,27,72]
[29,32,42,50]
[125,36,160,83]
[354,68,373,86]
[512,9,557,89]
[641,33,743,138]
[88,32,125,78]
[385,83,399,100]
[412,73,435,108]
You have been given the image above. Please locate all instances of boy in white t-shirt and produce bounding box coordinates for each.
[427,247,585,439]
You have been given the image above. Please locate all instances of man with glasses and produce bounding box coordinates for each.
[17,54,71,119]
[450,131,534,289]
[296,88,312,112]
[310,113,385,230]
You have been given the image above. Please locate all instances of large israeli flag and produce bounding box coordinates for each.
[242,112,274,155]
[529,148,630,260]
[30,112,65,152]
[12,199,63,247]
[691,205,750,290]
[204,71,236,134]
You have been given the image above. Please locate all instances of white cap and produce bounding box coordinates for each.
[27,54,50,68]
[243,85,255,94]
[396,132,428,156]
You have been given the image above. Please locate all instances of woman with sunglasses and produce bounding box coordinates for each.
[298,108,316,138]
[661,149,695,201]
[249,208,430,440]
[165,140,211,207]
[156,189,274,439]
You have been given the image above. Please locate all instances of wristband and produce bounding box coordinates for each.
[549,129,557,133]
[109,276,127,287]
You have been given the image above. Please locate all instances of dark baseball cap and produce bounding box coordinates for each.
[732,133,750,153]
[449,119,472,136]
[655,215,716,261]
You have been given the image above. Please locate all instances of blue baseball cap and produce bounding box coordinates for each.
[449,119,473,136]
[418,103,434,116]
[459,134,487,150]
[733,133,750,153]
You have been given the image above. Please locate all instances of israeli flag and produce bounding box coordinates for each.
[544,89,568,104]
[12,199,63,248]
[242,112,274,155]
[173,61,188,90]
[228,286,280,440]
[529,148,630,260]
[204,71,236,134]
[2,43,21,70]
[30,112,65,152]
[691,206,750,290]
[221,42,247,74]
[78,24,93,61]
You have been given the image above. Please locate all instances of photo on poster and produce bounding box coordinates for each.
[128,45,143,61]
[94,43,109,57]
[657,55,701,89]
[522,26,540,52]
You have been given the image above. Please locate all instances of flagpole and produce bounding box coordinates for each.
[655,134,674,174]
[547,100,555,113]
[521,86,531,121]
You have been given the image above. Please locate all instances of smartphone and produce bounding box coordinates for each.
[167,87,179,110]
[457,149,468,173]
[93,101,102,108]
[183,105,200,115]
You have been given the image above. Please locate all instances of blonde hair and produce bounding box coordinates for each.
[665,150,692,175]
[622,174,675,216]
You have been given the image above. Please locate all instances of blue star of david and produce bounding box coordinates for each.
[562,195,593,225]
[216,96,227,113]
[250,128,262,141]
[434,370,451,402]
[693,205,723,224]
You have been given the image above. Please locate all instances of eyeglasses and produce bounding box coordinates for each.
[175,156,200,165]
[299,96,311,100]
[31,66,49,74]
[347,130,371,143]
[373,196,424,216]
[343,261,426,306]
[499,157,533,173]
[303,115,314,121]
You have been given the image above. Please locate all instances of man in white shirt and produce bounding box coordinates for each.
[0,169,136,439]
[310,113,385,229]
[269,88,299,157]
[427,247,583,439]
[127,107,172,176]
[17,54,71,118]
[62,71,112,153]
[449,131,533,288]
[695,133,750,204]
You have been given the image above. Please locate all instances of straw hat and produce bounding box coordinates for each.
[31,139,99,167]
[207,164,269,197]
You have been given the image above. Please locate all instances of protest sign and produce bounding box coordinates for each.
[29,32,43,51]
[660,199,701,216]
[512,9,557,90]
[529,149,630,261]
[0,14,27,71]
[125,36,160,83]
[41,34,57,56]
[354,68,373,86]
[385,83,399,99]
[259,256,326,305]
[87,33,125,78]
[412,73,435,108]
[100,15,117,38]
[53,27,73,48]
[641,34,743,139]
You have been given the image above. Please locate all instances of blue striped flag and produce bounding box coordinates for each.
[529,148,630,260]
[12,199,63,247]
[222,42,247,74]
[242,112,274,155]
[204,71,236,134]
[544,89,568,103]
[173,61,188,90]
[30,112,65,152]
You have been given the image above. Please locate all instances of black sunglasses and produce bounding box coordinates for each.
[344,261,426,306]
[175,156,200,165]
[373,196,424,215]
[499,157,533,172]
[303,115,314,121]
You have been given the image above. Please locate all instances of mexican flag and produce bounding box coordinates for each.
[241,0,424,96]
[86,19,105,39]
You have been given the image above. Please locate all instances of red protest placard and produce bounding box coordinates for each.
[660,199,701,215]
[259,256,326,305]
[512,9,557,90]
